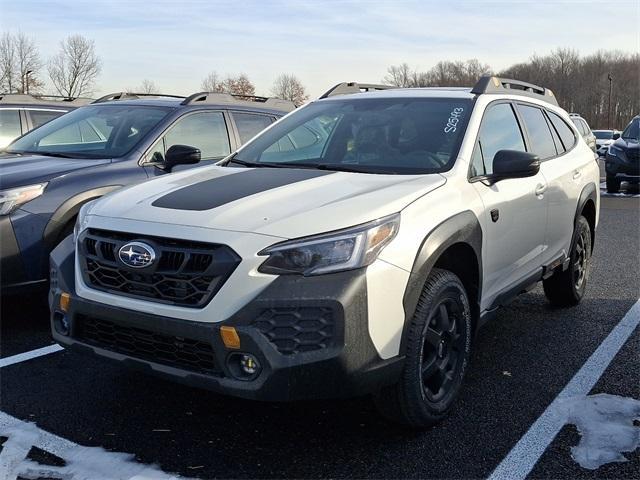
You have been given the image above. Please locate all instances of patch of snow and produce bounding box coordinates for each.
[556,393,640,470]
[0,413,190,480]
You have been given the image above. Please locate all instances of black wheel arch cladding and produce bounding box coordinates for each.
[43,185,123,247]
[575,182,597,251]
[400,210,482,355]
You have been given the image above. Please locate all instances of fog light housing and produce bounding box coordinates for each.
[227,352,262,380]
[53,311,70,336]
[240,354,259,375]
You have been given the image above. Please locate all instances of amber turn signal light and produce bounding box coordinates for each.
[220,326,241,349]
[59,292,71,313]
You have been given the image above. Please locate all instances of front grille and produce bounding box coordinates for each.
[626,149,639,162]
[252,307,335,355]
[79,229,240,308]
[76,315,220,375]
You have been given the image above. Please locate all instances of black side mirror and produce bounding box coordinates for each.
[489,150,540,183]
[613,133,620,140]
[160,144,201,172]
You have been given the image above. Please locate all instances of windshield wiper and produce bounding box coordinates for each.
[226,156,317,169]
[227,156,396,174]
[307,163,396,174]
[7,150,104,159]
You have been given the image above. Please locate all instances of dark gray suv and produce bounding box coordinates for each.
[0,91,294,293]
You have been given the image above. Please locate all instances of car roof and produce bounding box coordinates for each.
[318,87,476,102]
[0,93,92,108]
[0,102,76,110]
[90,98,288,115]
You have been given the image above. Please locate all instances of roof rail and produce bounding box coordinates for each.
[180,92,296,112]
[0,93,92,106]
[92,92,186,104]
[320,82,396,99]
[471,76,558,106]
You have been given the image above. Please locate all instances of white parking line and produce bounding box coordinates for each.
[0,344,63,369]
[488,298,640,480]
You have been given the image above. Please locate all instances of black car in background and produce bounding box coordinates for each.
[0,94,92,148]
[604,115,640,193]
[0,91,294,293]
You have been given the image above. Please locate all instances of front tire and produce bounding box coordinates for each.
[374,268,472,428]
[543,216,592,307]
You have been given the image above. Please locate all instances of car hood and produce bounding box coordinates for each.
[0,153,110,189]
[89,165,446,239]
[612,137,639,151]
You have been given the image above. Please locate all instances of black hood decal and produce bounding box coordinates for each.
[152,167,334,211]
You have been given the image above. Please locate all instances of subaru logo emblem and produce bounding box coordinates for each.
[118,241,156,268]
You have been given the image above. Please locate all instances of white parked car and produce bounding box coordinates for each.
[593,129,621,157]
[50,77,600,428]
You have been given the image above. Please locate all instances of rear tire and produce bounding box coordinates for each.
[543,216,592,307]
[606,175,621,194]
[374,268,472,429]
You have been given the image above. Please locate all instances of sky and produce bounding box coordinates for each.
[1,0,639,99]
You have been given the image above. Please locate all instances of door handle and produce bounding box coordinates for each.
[573,170,582,180]
[535,183,547,196]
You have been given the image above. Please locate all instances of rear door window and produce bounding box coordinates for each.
[28,109,67,128]
[471,103,526,176]
[0,109,22,147]
[232,112,274,144]
[517,104,557,160]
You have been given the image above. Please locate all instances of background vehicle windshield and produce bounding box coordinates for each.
[622,118,639,141]
[5,105,171,159]
[236,97,472,174]
[594,130,613,140]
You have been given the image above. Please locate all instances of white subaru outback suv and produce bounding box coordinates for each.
[50,77,599,428]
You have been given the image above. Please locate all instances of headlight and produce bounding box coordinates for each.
[73,200,96,244]
[608,145,624,158]
[258,213,400,276]
[0,183,47,216]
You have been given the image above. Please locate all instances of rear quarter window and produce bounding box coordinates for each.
[548,112,577,151]
[28,109,67,128]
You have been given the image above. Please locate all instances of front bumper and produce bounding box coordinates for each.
[50,236,403,401]
[0,215,29,291]
[605,151,640,181]
[0,209,52,292]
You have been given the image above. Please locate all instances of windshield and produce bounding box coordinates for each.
[233,97,472,174]
[622,118,639,141]
[594,130,613,140]
[5,104,172,159]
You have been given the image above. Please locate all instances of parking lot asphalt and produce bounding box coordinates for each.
[1,194,639,479]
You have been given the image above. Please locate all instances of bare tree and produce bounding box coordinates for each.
[499,48,639,128]
[201,72,255,96]
[201,71,224,92]
[383,59,491,88]
[0,33,17,92]
[383,63,414,87]
[138,79,158,94]
[15,32,42,93]
[222,74,255,96]
[270,74,309,105]
[48,35,101,98]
